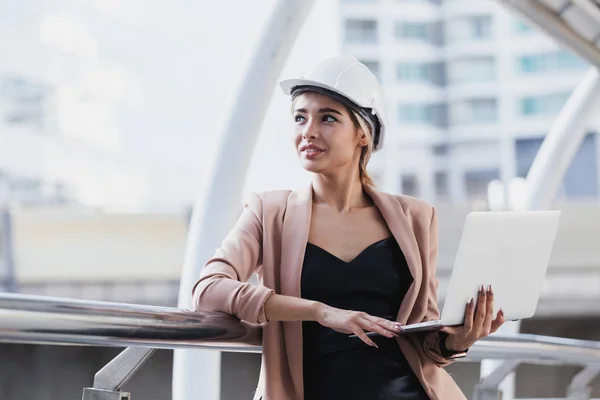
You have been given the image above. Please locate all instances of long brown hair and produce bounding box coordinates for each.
[347,108,375,188]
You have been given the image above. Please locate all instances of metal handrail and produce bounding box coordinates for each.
[0,292,263,352]
[1,292,600,362]
[2,293,600,399]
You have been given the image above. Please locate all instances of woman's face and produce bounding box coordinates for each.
[292,92,368,175]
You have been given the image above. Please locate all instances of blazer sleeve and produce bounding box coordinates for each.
[191,192,274,324]
[420,206,456,367]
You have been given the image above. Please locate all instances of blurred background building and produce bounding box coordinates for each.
[1,0,600,399]
[343,0,599,204]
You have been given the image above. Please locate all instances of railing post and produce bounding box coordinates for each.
[473,360,521,400]
[566,364,600,400]
[82,389,130,400]
[82,347,156,400]
[0,199,18,293]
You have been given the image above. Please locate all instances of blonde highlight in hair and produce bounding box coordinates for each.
[348,110,376,188]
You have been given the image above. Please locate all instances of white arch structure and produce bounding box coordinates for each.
[172,1,316,399]
[175,0,600,399]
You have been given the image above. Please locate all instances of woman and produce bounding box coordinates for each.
[192,56,505,400]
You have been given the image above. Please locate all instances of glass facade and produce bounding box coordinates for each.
[397,62,446,85]
[448,56,495,83]
[398,103,448,127]
[345,19,378,44]
[515,134,598,197]
[450,98,498,125]
[447,16,492,42]
[520,92,571,116]
[518,50,588,74]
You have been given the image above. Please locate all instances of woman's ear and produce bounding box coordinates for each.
[357,129,369,147]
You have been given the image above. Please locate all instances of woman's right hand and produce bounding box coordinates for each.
[315,304,404,347]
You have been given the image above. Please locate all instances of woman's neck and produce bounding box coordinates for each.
[311,172,371,212]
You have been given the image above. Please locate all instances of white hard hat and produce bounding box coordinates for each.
[280,55,387,152]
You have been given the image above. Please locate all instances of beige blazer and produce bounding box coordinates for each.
[192,185,467,400]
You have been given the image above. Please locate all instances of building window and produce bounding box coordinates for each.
[345,19,378,44]
[515,134,598,198]
[397,62,446,85]
[401,174,419,196]
[361,60,381,79]
[397,22,429,40]
[448,16,492,42]
[0,76,49,130]
[472,16,492,38]
[397,63,430,82]
[435,171,449,199]
[0,169,72,205]
[398,103,448,128]
[518,50,587,74]
[465,169,499,199]
[399,104,428,122]
[450,98,497,125]
[520,92,571,116]
[432,144,448,156]
[448,56,495,83]
[395,21,444,45]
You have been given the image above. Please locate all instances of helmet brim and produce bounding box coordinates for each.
[279,78,385,153]
[279,78,367,106]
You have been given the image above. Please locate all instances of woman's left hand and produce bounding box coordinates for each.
[441,285,505,352]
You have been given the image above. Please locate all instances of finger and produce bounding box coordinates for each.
[473,285,487,329]
[482,285,494,335]
[359,317,396,338]
[365,315,403,335]
[463,297,475,331]
[490,308,505,332]
[352,326,378,348]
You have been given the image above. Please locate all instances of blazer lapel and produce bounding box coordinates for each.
[365,187,423,325]
[280,184,312,399]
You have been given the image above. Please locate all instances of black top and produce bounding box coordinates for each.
[301,237,430,400]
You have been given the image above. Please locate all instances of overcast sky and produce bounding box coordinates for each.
[3,0,341,207]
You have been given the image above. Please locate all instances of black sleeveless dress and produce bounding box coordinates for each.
[301,237,430,400]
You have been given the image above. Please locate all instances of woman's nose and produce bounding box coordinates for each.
[302,120,319,139]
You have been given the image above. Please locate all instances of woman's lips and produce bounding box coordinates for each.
[301,147,324,159]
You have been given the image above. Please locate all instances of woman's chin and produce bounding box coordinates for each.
[299,159,325,173]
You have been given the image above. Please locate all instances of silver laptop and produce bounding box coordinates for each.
[352,210,561,338]
[401,210,561,334]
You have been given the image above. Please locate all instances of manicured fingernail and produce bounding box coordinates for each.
[372,342,379,348]
[469,297,474,306]
[394,323,403,330]
[499,308,504,316]
[489,285,493,295]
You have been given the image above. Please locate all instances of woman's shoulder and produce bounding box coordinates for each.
[243,189,294,214]
[375,190,435,222]
[376,190,433,212]
[395,193,433,211]
[247,189,293,202]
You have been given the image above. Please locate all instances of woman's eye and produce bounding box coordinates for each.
[323,115,337,123]
[294,115,305,123]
